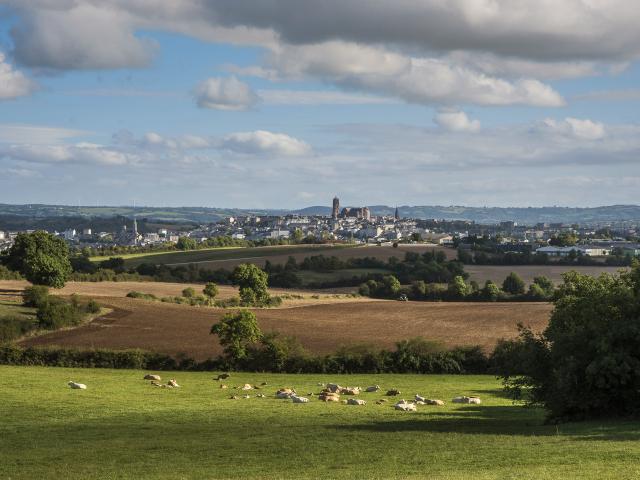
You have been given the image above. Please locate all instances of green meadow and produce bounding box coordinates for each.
[2,366,640,479]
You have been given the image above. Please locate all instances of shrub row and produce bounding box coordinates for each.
[0,340,493,374]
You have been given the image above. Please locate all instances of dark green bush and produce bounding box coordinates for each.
[126,291,158,301]
[23,285,50,308]
[0,316,36,342]
[36,297,82,330]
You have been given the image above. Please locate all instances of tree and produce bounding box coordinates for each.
[497,265,640,420]
[526,283,547,301]
[176,236,197,250]
[182,287,196,298]
[532,275,555,297]
[203,282,219,300]
[233,263,271,306]
[481,280,501,301]
[210,310,262,361]
[448,275,469,299]
[5,231,72,288]
[502,272,525,295]
[380,275,401,298]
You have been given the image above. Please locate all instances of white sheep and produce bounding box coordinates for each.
[291,395,309,403]
[68,381,87,390]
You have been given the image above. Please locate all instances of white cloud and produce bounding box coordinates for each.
[221,130,311,156]
[193,76,259,110]
[0,53,36,99]
[0,124,86,144]
[434,109,480,132]
[255,41,565,107]
[540,118,606,140]
[258,89,396,105]
[10,4,156,70]
[0,143,140,166]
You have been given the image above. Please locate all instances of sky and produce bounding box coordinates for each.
[1,1,640,209]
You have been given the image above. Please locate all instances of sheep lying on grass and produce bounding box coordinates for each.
[68,381,86,390]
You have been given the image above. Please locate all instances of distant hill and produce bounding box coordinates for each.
[1,203,640,226]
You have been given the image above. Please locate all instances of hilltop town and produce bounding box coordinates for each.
[2,197,640,261]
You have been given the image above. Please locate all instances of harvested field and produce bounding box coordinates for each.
[118,244,358,268]
[168,244,455,270]
[19,296,551,360]
[465,264,626,285]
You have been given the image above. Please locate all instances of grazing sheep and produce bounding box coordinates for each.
[151,381,164,388]
[326,383,341,393]
[167,379,180,388]
[214,373,230,381]
[415,394,426,403]
[452,396,481,404]
[319,392,340,402]
[230,395,239,400]
[386,389,401,396]
[241,384,253,390]
[276,388,295,399]
[426,399,445,406]
[291,395,309,403]
[365,385,380,393]
[394,400,417,412]
[219,384,228,389]
[68,381,86,390]
[143,374,161,381]
[347,398,367,406]
[340,387,361,395]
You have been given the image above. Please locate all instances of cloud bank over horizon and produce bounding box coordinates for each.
[1,1,640,207]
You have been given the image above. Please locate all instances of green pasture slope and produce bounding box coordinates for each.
[92,244,358,268]
[2,367,640,479]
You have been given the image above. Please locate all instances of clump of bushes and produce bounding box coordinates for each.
[0,316,36,342]
[494,265,640,421]
[126,291,159,301]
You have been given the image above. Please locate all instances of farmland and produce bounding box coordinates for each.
[111,243,455,269]
[101,244,362,267]
[13,289,551,360]
[2,366,640,479]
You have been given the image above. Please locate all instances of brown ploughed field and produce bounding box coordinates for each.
[465,264,626,285]
[16,291,551,360]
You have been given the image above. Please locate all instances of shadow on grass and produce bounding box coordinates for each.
[329,405,640,440]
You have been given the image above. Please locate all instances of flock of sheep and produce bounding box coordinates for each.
[68,374,482,412]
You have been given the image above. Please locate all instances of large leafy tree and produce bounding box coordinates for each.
[210,309,262,361]
[5,231,72,288]
[232,263,271,307]
[502,272,525,295]
[497,264,640,420]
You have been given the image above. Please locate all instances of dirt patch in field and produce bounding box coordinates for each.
[465,265,626,285]
[19,296,551,361]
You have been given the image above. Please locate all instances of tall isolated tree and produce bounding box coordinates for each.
[5,231,72,288]
[232,263,271,307]
[210,309,262,361]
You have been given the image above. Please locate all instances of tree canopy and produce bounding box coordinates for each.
[4,231,72,288]
[497,264,640,421]
[210,309,262,361]
[232,263,271,307]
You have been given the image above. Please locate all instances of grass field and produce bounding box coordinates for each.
[465,264,626,285]
[2,366,640,479]
[89,246,240,262]
[100,244,360,268]
[113,243,455,269]
[0,299,36,319]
